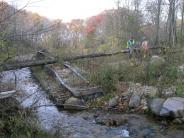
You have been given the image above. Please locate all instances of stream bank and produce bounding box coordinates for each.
[30,66,184,138]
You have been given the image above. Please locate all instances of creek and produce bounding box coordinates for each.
[2,68,183,138]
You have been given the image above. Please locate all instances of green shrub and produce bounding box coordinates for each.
[176,81,184,97]
[90,63,147,92]
[117,63,146,83]
[90,66,117,92]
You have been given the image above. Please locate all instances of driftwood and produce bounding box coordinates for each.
[64,61,89,83]
[0,90,16,99]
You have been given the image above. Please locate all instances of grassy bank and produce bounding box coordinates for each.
[0,97,53,138]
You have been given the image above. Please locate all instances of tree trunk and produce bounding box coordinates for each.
[167,0,177,47]
[155,0,162,46]
[3,59,57,71]
[181,0,184,40]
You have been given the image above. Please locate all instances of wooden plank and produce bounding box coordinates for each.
[0,90,16,99]
[54,71,79,96]
[76,86,103,96]
[64,62,89,83]
[44,66,80,97]
[63,104,87,111]
[45,66,103,97]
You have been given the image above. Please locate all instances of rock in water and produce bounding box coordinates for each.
[64,97,86,110]
[129,94,141,108]
[95,114,128,126]
[65,97,83,105]
[148,98,165,115]
[160,97,184,118]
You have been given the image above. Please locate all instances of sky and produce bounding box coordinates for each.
[5,0,116,22]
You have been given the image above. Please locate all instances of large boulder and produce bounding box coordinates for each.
[160,97,184,118]
[129,94,141,108]
[148,98,165,115]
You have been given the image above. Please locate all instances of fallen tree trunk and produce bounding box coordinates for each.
[64,50,129,61]
[2,59,57,71]
[63,47,179,61]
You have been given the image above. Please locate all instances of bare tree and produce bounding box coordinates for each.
[181,0,184,39]
[155,0,162,46]
[132,0,142,12]
[167,0,179,47]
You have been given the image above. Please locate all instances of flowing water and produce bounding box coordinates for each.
[2,68,183,138]
[2,68,130,138]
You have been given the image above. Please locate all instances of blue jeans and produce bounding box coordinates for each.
[128,47,133,58]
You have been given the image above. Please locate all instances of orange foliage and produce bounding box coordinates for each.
[85,13,105,33]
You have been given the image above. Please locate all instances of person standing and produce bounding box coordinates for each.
[140,37,150,62]
[126,36,135,59]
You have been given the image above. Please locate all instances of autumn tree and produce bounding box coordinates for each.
[68,19,85,48]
